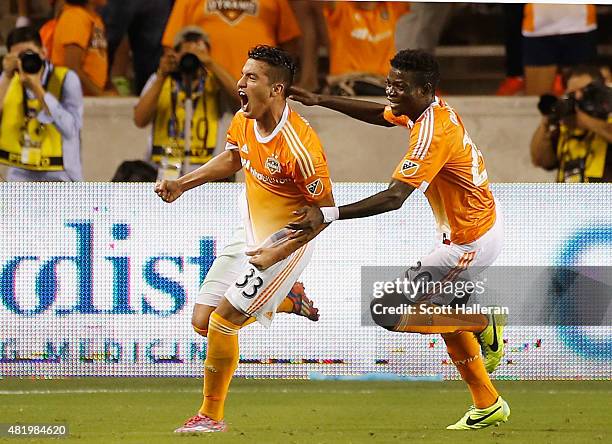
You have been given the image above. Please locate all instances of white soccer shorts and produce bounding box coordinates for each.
[197,227,314,327]
[407,215,504,306]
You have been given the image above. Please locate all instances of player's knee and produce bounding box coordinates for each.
[192,322,208,337]
[370,292,407,331]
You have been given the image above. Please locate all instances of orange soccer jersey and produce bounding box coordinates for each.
[324,1,409,77]
[51,4,108,91]
[226,105,332,245]
[385,99,496,245]
[162,0,301,79]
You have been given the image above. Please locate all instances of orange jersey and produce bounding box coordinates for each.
[324,2,409,77]
[162,0,301,79]
[385,98,496,245]
[51,4,108,91]
[226,105,332,246]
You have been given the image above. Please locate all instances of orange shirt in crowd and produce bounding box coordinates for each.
[324,1,409,77]
[226,106,332,246]
[162,0,301,80]
[385,98,496,244]
[51,4,108,91]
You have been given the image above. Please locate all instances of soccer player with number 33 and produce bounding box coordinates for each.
[155,45,334,433]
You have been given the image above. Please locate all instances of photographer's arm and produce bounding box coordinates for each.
[134,52,176,127]
[35,70,83,139]
[576,110,612,143]
[204,59,240,109]
[530,117,558,170]
[0,54,19,114]
[133,74,166,128]
[0,74,11,115]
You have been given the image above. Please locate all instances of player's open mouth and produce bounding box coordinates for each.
[239,91,249,111]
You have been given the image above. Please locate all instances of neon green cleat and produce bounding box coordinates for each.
[476,310,506,373]
[446,396,510,430]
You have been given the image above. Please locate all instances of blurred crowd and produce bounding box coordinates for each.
[0,1,610,183]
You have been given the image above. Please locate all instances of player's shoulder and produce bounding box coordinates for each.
[281,108,322,152]
[57,4,91,24]
[230,109,248,128]
[411,99,462,137]
[287,107,315,134]
[431,98,463,131]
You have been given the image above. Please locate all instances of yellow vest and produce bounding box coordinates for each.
[0,66,68,171]
[557,117,612,183]
[152,75,219,165]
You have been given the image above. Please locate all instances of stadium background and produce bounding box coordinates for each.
[1,183,610,380]
[0,1,611,442]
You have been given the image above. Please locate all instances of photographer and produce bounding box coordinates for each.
[0,26,83,181]
[133,27,239,181]
[531,66,612,182]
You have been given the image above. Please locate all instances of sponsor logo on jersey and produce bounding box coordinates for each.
[400,160,420,177]
[306,178,323,196]
[206,0,258,25]
[265,156,281,175]
[242,158,291,185]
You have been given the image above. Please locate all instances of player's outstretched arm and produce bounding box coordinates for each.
[288,179,415,233]
[246,193,335,270]
[154,150,242,202]
[289,86,394,127]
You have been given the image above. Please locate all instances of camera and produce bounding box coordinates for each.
[538,81,612,125]
[171,52,202,79]
[19,50,43,74]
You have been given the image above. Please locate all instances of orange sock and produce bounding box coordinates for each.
[192,325,208,337]
[442,332,498,408]
[199,312,241,420]
[394,311,488,334]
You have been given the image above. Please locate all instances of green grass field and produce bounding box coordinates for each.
[1,378,610,443]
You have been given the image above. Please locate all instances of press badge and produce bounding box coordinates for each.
[21,132,42,166]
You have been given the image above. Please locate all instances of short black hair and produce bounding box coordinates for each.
[390,49,440,93]
[6,26,42,51]
[173,31,210,52]
[247,45,296,94]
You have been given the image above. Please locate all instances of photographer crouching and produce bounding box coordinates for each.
[134,27,239,181]
[531,66,612,182]
[0,26,83,181]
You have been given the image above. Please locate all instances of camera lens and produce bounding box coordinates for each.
[178,53,201,76]
[19,50,43,74]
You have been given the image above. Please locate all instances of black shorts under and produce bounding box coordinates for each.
[523,30,598,67]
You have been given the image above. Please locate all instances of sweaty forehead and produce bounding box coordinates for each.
[242,59,270,78]
[387,68,412,84]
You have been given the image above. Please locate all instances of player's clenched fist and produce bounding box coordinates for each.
[155,180,183,203]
